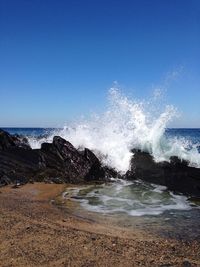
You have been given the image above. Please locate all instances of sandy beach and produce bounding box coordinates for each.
[0,183,199,267]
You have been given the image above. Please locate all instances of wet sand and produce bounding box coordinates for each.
[0,183,199,267]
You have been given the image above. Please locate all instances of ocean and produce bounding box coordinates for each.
[2,127,200,144]
[3,89,200,172]
[3,127,200,144]
[3,127,200,169]
[2,89,200,232]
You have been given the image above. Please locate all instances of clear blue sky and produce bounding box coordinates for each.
[0,0,199,127]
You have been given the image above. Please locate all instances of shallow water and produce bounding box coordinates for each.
[65,179,192,216]
[63,179,200,241]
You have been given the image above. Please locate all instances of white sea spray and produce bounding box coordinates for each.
[27,87,200,172]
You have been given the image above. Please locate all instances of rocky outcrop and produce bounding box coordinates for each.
[1,129,200,197]
[40,136,116,183]
[0,129,116,186]
[0,129,31,150]
[126,149,200,197]
[0,129,16,150]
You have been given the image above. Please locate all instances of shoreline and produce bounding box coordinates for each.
[0,183,199,267]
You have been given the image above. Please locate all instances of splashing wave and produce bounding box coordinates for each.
[28,87,200,173]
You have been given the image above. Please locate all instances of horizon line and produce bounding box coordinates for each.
[1,126,200,130]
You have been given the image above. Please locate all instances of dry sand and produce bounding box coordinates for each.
[0,183,199,267]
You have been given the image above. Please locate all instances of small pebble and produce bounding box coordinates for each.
[182,261,192,267]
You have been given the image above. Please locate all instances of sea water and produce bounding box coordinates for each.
[66,179,191,216]
[2,88,200,228]
[62,180,200,240]
[4,88,200,172]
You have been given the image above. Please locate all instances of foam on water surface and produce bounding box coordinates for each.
[64,179,193,217]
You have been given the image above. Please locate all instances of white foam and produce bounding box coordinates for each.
[27,87,200,172]
[66,181,192,217]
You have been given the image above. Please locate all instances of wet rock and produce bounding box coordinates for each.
[71,196,83,199]
[0,129,31,150]
[126,149,200,197]
[12,134,31,150]
[84,148,109,181]
[40,136,108,183]
[0,129,111,185]
[187,197,200,206]
[0,129,16,150]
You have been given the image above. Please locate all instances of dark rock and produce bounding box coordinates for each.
[0,175,11,187]
[41,136,100,183]
[71,196,83,200]
[188,197,200,206]
[12,134,31,150]
[12,184,20,189]
[0,129,31,150]
[84,148,109,182]
[126,149,200,197]
[0,129,111,185]
[182,261,192,267]
[0,146,45,181]
[40,136,116,183]
[0,129,16,150]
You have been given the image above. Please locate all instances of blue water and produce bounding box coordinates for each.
[3,127,200,145]
[2,127,56,137]
[166,128,200,147]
